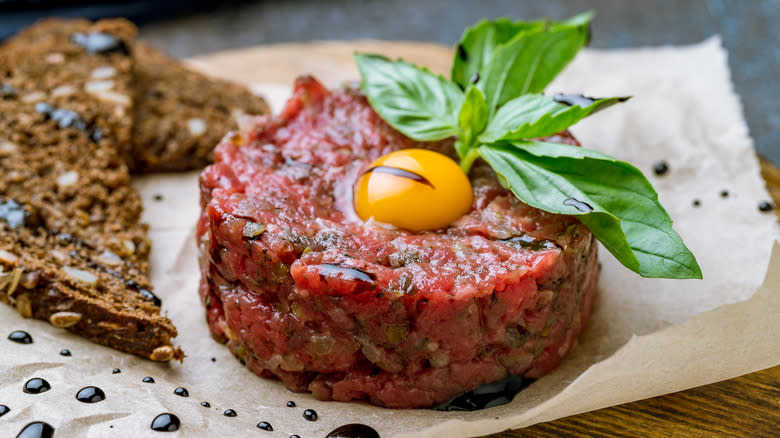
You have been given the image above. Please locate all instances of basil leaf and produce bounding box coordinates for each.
[478,142,702,279]
[478,19,591,113]
[480,94,629,143]
[451,18,546,90]
[456,87,489,158]
[355,53,464,141]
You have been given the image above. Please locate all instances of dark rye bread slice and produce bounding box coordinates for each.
[8,18,272,173]
[0,19,183,361]
[131,42,271,173]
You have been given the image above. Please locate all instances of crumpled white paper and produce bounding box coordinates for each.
[1,38,778,438]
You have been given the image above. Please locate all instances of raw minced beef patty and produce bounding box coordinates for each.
[197,76,599,408]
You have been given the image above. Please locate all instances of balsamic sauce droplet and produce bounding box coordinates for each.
[0,405,10,417]
[173,387,189,397]
[59,349,71,357]
[758,201,774,212]
[143,376,155,383]
[223,409,237,417]
[256,421,273,431]
[8,330,33,344]
[563,197,593,213]
[290,435,301,438]
[200,401,211,408]
[325,424,381,438]
[302,408,318,421]
[286,400,296,407]
[16,421,55,438]
[23,378,51,394]
[653,160,669,176]
[151,413,181,432]
[76,386,106,403]
[112,368,121,374]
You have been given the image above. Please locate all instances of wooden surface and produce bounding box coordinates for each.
[189,42,780,438]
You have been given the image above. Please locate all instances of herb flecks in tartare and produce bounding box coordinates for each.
[355,12,701,279]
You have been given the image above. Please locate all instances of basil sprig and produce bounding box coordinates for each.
[354,13,702,279]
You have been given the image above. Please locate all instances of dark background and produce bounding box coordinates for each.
[2,0,778,164]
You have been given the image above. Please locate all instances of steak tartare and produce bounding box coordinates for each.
[197,76,599,408]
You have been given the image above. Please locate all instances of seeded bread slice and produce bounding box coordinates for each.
[131,42,271,172]
[8,18,271,173]
[0,19,183,361]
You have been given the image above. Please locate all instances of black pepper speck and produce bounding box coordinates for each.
[692,199,701,207]
[758,201,774,212]
[720,189,729,198]
[653,160,669,176]
[153,194,164,202]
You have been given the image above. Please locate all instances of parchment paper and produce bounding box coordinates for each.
[1,38,779,438]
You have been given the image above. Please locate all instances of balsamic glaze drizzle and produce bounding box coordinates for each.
[318,263,376,284]
[434,374,533,411]
[362,165,435,188]
[563,197,594,213]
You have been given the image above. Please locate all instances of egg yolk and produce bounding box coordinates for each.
[354,149,473,231]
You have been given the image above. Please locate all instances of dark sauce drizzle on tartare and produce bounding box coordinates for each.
[362,166,435,189]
